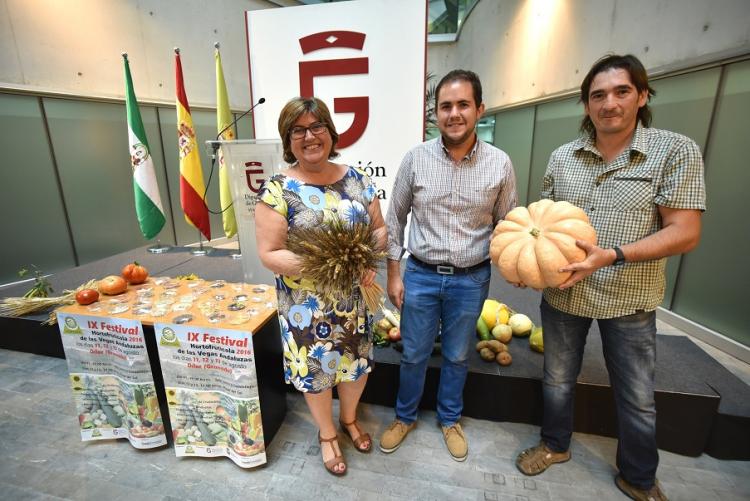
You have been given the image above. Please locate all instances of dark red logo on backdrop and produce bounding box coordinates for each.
[245,161,265,194]
[298,31,369,149]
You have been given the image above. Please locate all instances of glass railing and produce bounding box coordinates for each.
[428,0,478,36]
[292,0,479,38]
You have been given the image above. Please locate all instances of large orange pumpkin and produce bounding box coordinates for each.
[490,199,597,289]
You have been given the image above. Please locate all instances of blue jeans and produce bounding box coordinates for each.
[540,298,658,490]
[395,256,490,426]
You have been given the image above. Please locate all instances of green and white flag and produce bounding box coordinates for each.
[123,53,165,239]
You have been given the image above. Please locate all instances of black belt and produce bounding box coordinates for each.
[410,256,490,275]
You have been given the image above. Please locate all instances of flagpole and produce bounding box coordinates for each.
[148,238,170,254]
[230,235,242,260]
[191,228,210,256]
[215,41,240,259]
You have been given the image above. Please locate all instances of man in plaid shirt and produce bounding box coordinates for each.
[515,55,705,501]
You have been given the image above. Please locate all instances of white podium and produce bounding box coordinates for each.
[210,139,287,285]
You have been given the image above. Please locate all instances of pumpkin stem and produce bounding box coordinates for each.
[529,227,540,238]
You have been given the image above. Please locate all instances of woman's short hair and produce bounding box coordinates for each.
[277,97,340,164]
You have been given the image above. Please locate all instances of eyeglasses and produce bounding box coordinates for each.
[289,122,328,140]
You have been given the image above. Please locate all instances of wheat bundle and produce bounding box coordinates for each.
[0,279,99,325]
[286,220,386,312]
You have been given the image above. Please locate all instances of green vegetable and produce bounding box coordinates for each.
[529,326,544,353]
[190,406,216,446]
[19,265,53,298]
[134,388,145,406]
[374,335,389,347]
[476,317,491,341]
[95,391,122,428]
[207,422,225,435]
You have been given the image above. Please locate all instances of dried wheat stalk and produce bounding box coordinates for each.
[286,220,385,311]
[0,279,99,325]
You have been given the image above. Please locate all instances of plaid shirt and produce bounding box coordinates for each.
[542,124,706,319]
[386,136,517,267]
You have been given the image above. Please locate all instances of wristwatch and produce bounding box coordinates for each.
[612,246,626,266]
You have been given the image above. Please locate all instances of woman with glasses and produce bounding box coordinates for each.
[255,97,386,476]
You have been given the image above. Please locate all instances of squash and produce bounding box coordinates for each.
[509,313,533,337]
[529,326,544,353]
[481,299,510,329]
[490,199,597,289]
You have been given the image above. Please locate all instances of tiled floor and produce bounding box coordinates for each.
[0,342,748,500]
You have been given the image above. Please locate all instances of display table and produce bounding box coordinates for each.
[0,246,287,452]
[55,276,285,462]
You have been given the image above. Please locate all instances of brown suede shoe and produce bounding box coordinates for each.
[379,419,415,453]
[441,423,468,462]
[516,441,571,475]
[615,474,668,501]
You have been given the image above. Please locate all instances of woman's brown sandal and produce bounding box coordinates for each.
[340,419,372,453]
[318,432,347,476]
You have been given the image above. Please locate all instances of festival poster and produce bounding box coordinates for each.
[57,313,167,449]
[155,323,266,468]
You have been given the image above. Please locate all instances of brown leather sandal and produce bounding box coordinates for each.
[318,432,347,476]
[340,419,372,453]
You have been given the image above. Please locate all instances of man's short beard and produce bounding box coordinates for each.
[441,129,475,146]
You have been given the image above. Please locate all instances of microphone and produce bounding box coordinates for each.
[214,97,265,146]
[203,97,265,215]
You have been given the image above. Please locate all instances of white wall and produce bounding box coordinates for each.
[427,0,750,111]
[3,0,749,111]
[0,0,279,109]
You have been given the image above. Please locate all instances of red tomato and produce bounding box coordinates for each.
[75,288,99,305]
[121,262,149,284]
[387,327,401,342]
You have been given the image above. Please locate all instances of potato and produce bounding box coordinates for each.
[486,340,507,353]
[479,348,496,361]
[476,340,492,352]
[492,324,513,343]
[496,351,512,366]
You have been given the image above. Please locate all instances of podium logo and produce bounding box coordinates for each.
[63,316,83,335]
[244,161,265,194]
[298,31,369,149]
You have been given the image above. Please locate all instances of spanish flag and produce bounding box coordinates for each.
[175,48,211,240]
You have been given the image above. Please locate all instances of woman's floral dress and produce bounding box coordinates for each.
[259,166,377,393]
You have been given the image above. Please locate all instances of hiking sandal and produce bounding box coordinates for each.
[516,442,571,475]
